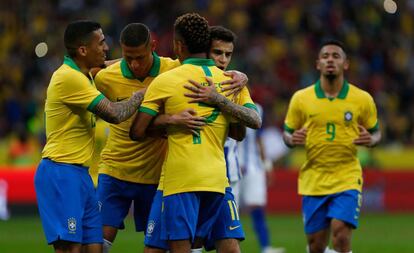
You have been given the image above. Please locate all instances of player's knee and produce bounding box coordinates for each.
[216,239,240,253]
[331,223,352,250]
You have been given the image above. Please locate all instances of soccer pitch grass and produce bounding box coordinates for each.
[1,213,413,253]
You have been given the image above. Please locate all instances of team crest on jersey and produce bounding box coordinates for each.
[68,217,77,233]
[344,111,353,122]
[147,220,155,235]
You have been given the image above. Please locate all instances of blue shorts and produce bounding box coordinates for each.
[97,174,157,231]
[34,158,102,244]
[161,191,224,241]
[302,190,362,234]
[144,190,168,250]
[204,187,245,251]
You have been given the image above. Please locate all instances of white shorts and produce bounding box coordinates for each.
[233,169,267,207]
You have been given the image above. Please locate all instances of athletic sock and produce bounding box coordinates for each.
[103,239,112,253]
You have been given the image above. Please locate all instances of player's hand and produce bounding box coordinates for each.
[291,128,307,145]
[220,70,248,97]
[184,77,221,104]
[353,125,373,147]
[170,109,206,135]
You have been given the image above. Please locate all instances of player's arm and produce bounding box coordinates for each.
[220,70,248,96]
[228,123,246,141]
[129,107,157,141]
[353,125,381,147]
[151,108,206,136]
[92,89,145,124]
[184,77,261,129]
[282,128,307,148]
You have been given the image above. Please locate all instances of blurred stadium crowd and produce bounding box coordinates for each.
[0,0,413,165]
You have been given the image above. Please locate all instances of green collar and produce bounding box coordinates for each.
[182,58,215,66]
[120,51,161,80]
[315,79,349,100]
[63,55,81,72]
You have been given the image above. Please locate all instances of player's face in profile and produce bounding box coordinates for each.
[209,40,234,70]
[121,41,155,79]
[86,29,108,68]
[317,45,349,78]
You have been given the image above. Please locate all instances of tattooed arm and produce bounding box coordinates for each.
[93,89,145,124]
[184,78,261,129]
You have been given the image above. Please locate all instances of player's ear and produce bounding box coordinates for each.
[343,59,350,71]
[150,39,156,51]
[78,46,87,57]
[316,59,321,71]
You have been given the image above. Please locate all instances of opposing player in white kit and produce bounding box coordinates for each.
[234,104,286,253]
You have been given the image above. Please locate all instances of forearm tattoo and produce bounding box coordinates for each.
[213,93,261,129]
[94,92,144,124]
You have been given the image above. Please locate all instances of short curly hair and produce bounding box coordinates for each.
[174,13,210,54]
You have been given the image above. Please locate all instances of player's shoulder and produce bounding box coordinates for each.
[159,57,181,73]
[53,64,85,82]
[293,84,315,98]
[348,82,374,100]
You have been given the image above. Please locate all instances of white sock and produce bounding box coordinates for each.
[324,247,331,253]
[191,248,203,253]
[103,239,113,253]
[330,250,352,253]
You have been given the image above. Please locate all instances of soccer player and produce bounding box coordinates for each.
[283,40,381,253]
[33,20,145,253]
[130,13,261,253]
[94,23,183,253]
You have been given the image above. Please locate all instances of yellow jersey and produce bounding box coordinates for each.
[284,80,379,195]
[140,58,256,196]
[42,56,105,165]
[94,53,180,184]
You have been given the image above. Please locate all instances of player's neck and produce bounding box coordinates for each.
[72,58,91,76]
[320,76,344,98]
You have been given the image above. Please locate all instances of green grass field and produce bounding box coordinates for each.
[1,213,413,253]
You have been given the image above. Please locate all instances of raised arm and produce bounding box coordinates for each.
[184,77,261,129]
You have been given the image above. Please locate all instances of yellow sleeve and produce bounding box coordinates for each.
[139,75,171,116]
[284,92,305,133]
[361,92,379,133]
[237,86,256,110]
[60,73,104,112]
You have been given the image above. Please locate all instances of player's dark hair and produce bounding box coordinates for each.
[210,26,237,44]
[120,23,151,47]
[174,13,210,54]
[64,20,102,58]
[319,39,347,55]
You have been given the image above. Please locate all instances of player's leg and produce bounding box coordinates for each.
[327,190,361,253]
[96,174,134,252]
[144,190,169,253]
[82,169,105,253]
[35,159,102,253]
[203,187,244,253]
[302,194,331,253]
[53,240,82,253]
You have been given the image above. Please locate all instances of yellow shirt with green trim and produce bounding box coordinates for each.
[140,58,256,196]
[42,56,105,165]
[284,80,379,195]
[94,53,180,184]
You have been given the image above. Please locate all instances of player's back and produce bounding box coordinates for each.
[141,58,233,196]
